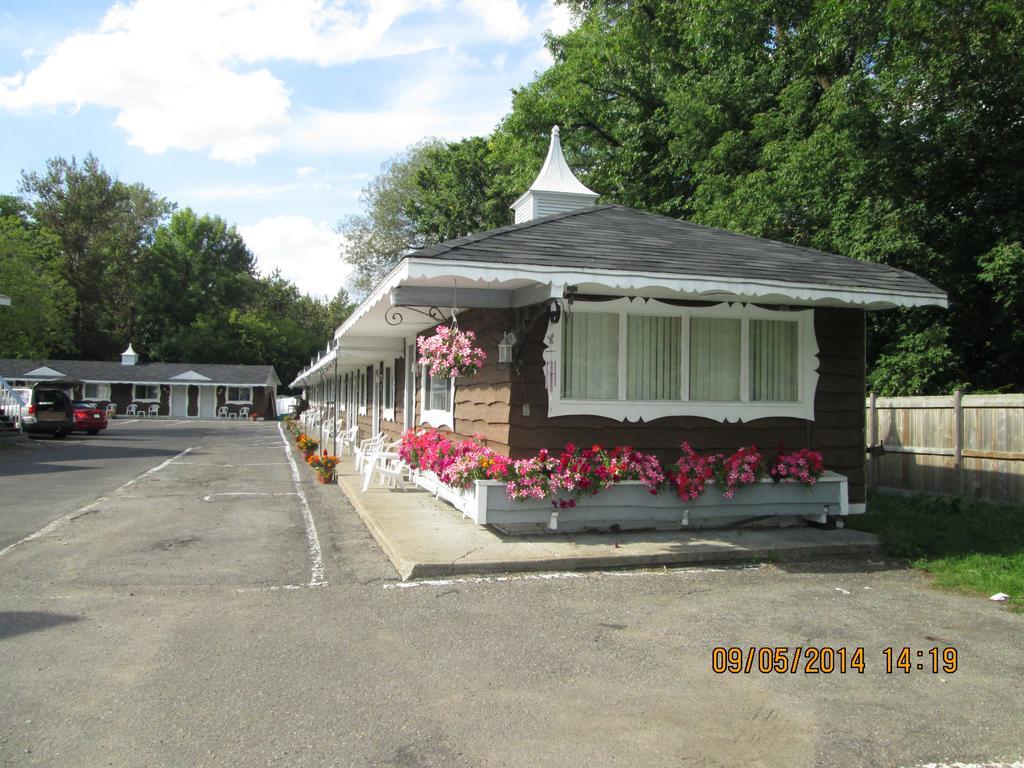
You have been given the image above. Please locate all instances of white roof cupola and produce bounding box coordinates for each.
[510,125,599,224]
[121,343,139,366]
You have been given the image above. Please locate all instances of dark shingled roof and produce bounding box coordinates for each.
[0,358,279,386]
[408,204,945,299]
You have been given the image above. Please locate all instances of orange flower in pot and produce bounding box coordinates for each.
[307,449,339,484]
[296,433,319,457]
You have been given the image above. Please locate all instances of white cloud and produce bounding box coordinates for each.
[538,0,576,36]
[461,0,530,42]
[239,215,352,298]
[295,166,316,177]
[189,181,300,200]
[293,105,502,154]
[0,0,530,163]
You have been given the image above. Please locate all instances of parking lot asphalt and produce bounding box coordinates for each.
[1,421,1022,768]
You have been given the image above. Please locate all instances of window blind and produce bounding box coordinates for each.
[750,319,798,401]
[562,312,619,399]
[627,315,682,400]
[689,317,741,401]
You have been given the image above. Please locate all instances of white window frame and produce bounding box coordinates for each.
[226,386,253,404]
[382,361,396,422]
[419,365,455,430]
[132,383,160,402]
[83,382,111,401]
[543,298,818,423]
[358,371,367,416]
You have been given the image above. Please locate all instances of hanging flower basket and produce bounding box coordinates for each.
[417,324,487,379]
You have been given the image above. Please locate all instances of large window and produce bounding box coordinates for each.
[548,299,816,422]
[133,384,159,401]
[689,317,741,401]
[628,315,682,400]
[83,382,110,401]
[226,386,252,403]
[562,311,619,399]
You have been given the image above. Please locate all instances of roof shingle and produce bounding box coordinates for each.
[409,204,945,299]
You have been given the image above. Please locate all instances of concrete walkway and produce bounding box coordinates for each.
[333,458,882,581]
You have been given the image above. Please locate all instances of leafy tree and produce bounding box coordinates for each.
[406,137,511,241]
[412,0,1023,395]
[337,140,443,293]
[245,274,356,385]
[18,154,172,358]
[134,208,257,362]
[0,196,76,357]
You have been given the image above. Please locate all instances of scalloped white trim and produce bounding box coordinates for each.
[405,259,946,309]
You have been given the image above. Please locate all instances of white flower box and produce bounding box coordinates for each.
[412,470,850,531]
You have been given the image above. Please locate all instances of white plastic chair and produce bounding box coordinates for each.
[217,405,229,419]
[238,406,250,419]
[359,438,402,490]
[353,432,385,472]
[147,403,160,418]
[125,403,139,417]
[105,403,117,418]
[361,451,407,492]
[337,426,358,456]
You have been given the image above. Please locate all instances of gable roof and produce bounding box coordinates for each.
[409,204,946,304]
[0,359,280,387]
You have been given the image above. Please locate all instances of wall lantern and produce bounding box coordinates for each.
[498,332,517,364]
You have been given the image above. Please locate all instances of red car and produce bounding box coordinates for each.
[72,401,109,435]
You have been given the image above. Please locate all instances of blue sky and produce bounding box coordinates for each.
[0,0,572,295]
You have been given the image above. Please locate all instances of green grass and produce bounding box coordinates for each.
[848,493,1024,611]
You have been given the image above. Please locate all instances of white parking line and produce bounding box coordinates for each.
[202,492,299,501]
[277,422,326,588]
[174,462,289,467]
[0,446,194,560]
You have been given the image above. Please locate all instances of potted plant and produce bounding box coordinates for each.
[417,323,487,378]
[307,450,340,483]
[296,433,319,458]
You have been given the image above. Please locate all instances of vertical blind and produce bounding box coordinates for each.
[689,318,741,401]
[562,311,619,399]
[560,310,802,404]
[749,319,798,401]
[627,315,682,400]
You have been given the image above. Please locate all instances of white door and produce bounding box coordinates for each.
[371,364,381,437]
[403,343,415,431]
[170,385,188,417]
[199,386,216,418]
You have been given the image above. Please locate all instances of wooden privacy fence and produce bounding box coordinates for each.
[866,391,1024,503]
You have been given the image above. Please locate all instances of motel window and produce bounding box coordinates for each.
[561,311,619,400]
[420,364,454,430]
[384,365,393,410]
[133,384,159,401]
[689,317,741,401]
[749,319,799,402]
[551,298,815,422]
[226,386,252,403]
[83,383,110,401]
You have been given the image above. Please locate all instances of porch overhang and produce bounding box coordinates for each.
[290,253,947,388]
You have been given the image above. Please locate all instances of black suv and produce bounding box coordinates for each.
[15,382,76,438]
